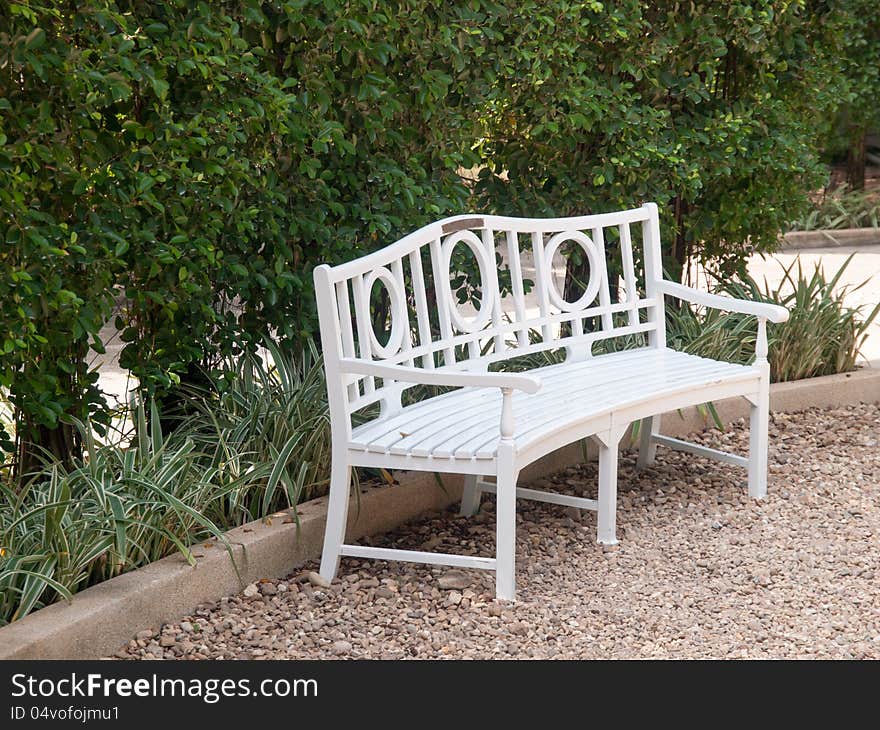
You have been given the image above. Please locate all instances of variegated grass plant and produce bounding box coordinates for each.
[790,185,880,231]
[678,255,879,382]
[175,339,334,523]
[0,341,334,625]
[0,401,255,625]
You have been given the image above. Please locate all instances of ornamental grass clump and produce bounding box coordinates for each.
[0,343,335,626]
[789,185,880,231]
[175,340,334,525]
[0,402,247,626]
[692,255,880,382]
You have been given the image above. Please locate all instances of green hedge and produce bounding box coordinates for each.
[0,0,865,469]
[473,1,842,277]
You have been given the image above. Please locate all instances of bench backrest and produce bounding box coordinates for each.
[314,202,666,432]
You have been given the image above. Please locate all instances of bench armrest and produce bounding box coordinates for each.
[339,359,543,394]
[656,281,789,323]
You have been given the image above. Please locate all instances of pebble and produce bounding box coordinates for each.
[308,571,331,589]
[438,571,472,590]
[111,405,880,660]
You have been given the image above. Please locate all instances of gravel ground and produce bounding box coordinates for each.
[115,404,880,660]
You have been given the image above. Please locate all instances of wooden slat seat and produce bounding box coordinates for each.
[349,349,760,462]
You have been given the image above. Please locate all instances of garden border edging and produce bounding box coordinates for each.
[781,227,880,250]
[1,365,878,660]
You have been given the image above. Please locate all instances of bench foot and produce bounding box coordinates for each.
[319,460,352,583]
[459,474,482,516]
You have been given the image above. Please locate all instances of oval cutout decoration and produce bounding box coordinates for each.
[544,230,602,312]
[440,230,498,333]
[363,266,406,358]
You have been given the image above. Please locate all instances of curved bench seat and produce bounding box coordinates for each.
[349,348,760,465]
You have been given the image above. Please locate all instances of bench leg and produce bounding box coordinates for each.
[597,429,623,545]
[495,447,518,601]
[636,415,660,469]
[748,378,770,499]
[459,474,482,516]
[319,459,352,583]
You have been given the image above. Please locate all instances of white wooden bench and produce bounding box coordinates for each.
[314,203,788,600]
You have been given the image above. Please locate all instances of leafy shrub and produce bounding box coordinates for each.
[2,0,869,470]
[1,3,130,470]
[821,0,880,189]
[472,0,844,279]
[109,4,299,391]
[0,1,482,469]
[0,1,296,472]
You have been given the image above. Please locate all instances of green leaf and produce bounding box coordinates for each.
[150,77,169,99]
[24,27,46,50]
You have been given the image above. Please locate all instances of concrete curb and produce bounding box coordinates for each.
[2,366,879,660]
[781,228,880,251]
